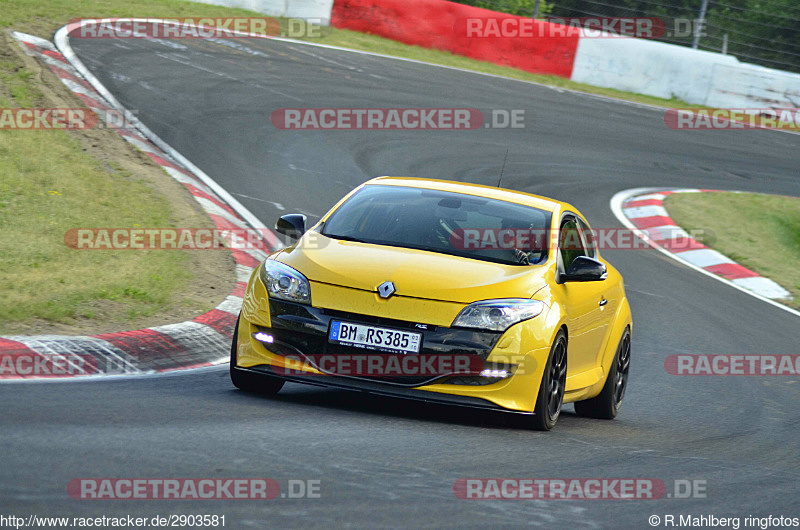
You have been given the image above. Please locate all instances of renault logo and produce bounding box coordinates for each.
[378,281,396,299]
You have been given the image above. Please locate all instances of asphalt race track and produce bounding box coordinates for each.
[2,33,799,527]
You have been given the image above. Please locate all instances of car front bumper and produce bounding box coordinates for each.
[235,271,555,413]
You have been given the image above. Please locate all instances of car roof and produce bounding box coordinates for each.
[366,176,573,214]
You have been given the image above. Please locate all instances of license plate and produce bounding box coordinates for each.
[329,321,422,354]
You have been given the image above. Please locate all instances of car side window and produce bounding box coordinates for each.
[559,219,587,271]
[575,217,597,259]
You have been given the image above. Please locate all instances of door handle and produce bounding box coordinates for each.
[599,298,608,307]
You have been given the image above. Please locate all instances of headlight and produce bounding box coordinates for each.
[452,299,544,332]
[260,260,311,304]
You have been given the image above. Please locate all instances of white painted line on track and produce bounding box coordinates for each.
[622,205,670,219]
[673,248,735,267]
[642,225,690,240]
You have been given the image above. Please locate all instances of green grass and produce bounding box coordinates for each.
[0,53,37,107]
[0,126,196,329]
[664,192,800,307]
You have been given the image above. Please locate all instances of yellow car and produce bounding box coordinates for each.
[231,177,632,430]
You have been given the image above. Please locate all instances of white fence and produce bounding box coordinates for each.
[572,34,800,108]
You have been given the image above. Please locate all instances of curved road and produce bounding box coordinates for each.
[2,32,799,527]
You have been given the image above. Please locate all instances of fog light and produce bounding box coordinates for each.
[480,369,509,378]
[253,332,274,344]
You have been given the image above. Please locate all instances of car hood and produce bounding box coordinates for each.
[274,233,549,304]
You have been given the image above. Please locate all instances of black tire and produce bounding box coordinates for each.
[529,329,568,431]
[230,314,285,396]
[574,327,631,419]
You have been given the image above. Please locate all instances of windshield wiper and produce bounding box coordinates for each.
[325,234,369,243]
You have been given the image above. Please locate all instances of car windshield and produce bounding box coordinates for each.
[320,184,552,266]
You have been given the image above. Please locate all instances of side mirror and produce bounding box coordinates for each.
[275,214,307,239]
[561,256,607,283]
